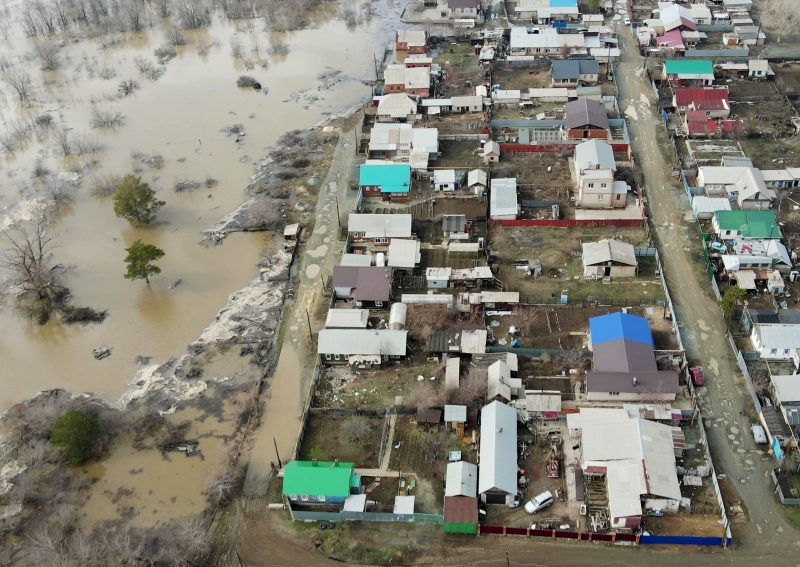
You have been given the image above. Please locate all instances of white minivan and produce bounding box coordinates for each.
[524,491,554,514]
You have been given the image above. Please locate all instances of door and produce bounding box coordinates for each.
[604,266,611,276]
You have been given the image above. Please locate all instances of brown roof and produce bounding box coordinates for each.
[565,98,609,131]
[332,266,393,302]
[444,496,479,524]
[416,408,442,424]
[586,370,680,394]
[592,338,657,373]
[448,0,478,7]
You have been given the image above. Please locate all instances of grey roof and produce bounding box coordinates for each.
[761,406,792,439]
[582,239,637,267]
[444,404,467,423]
[446,461,478,497]
[478,401,518,495]
[332,266,393,302]
[449,0,478,7]
[317,329,408,356]
[341,253,373,267]
[388,239,421,268]
[747,308,800,326]
[551,59,600,80]
[325,309,369,328]
[593,338,657,373]
[443,214,467,233]
[490,178,518,218]
[348,214,412,238]
[565,98,609,130]
[586,370,681,394]
[575,139,616,172]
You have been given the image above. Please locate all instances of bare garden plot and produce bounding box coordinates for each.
[739,136,800,170]
[492,65,554,91]
[683,139,746,167]
[434,43,487,98]
[437,140,486,169]
[503,152,575,210]
[299,414,383,468]
[316,364,433,409]
[424,112,489,137]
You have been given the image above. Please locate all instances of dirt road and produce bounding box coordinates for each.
[614,23,798,560]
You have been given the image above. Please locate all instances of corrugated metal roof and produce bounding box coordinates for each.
[317,329,407,356]
[393,495,415,514]
[587,370,680,394]
[589,312,654,347]
[332,266,393,302]
[606,460,645,519]
[445,461,477,497]
[490,178,518,218]
[565,98,608,130]
[714,210,780,239]
[444,404,467,423]
[388,239,421,268]
[675,88,729,111]
[664,59,714,77]
[478,401,518,495]
[359,164,411,194]
[325,309,369,328]
[592,339,657,373]
[377,94,417,118]
[397,29,426,46]
[282,461,354,497]
[755,324,800,351]
[341,253,373,266]
[481,291,519,303]
[582,239,637,267]
[525,391,562,412]
[468,169,487,187]
[348,214,412,237]
[551,59,599,80]
[444,496,479,524]
[461,330,487,353]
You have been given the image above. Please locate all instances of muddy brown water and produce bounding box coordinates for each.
[0,4,399,407]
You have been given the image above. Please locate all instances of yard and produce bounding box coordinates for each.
[683,139,745,167]
[739,136,800,170]
[299,414,384,468]
[493,65,553,91]
[437,140,486,169]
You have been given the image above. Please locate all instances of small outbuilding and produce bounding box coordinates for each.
[582,239,638,278]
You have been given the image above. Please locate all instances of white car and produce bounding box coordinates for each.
[624,17,631,25]
[524,491,554,514]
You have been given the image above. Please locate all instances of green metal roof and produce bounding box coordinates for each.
[359,164,411,194]
[282,460,355,497]
[664,60,713,76]
[714,210,780,238]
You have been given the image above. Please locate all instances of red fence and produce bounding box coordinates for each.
[489,218,646,228]
[478,525,638,544]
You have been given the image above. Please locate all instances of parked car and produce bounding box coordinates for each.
[624,16,631,25]
[689,367,705,386]
[524,491,554,514]
[752,424,767,444]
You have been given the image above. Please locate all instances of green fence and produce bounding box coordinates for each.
[413,513,444,525]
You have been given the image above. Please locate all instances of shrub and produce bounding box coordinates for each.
[50,410,101,464]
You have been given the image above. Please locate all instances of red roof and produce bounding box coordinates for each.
[675,88,729,111]
[685,111,739,135]
[656,29,684,49]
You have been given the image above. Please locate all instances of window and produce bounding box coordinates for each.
[334,354,341,361]
[597,194,605,201]
[785,349,791,356]
[319,495,326,502]
[375,301,384,307]
[588,183,594,189]
[616,194,622,200]
[600,183,607,189]
[771,349,778,356]
[301,495,309,502]
[609,392,619,396]
[289,494,298,501]
[325,354,332,361]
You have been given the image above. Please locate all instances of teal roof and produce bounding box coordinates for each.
[714,210,780,239]
[664,60,713,76]
[282,461,355,497]
[359,164,411,194]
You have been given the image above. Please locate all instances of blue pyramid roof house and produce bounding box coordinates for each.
[588,312,654,348]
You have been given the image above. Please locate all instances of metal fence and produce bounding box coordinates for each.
[290,510,418,522]
[730,337,763,413]
[487,346,592,358]
[489,218,646,228]
[293,360,323,460]
[516,296,664,307]
[640,534,730,546]
[771,469,800,506]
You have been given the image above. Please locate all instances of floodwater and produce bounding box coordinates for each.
[0,0,400,406]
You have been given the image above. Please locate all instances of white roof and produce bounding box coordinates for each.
[444,403,467,423]
[525,391,562,413]
[468,169,487,187]
[575,139,616,172]
[735,269,757,289]
[317,329,407,356]
[772,375,800,404]
[639,418,682,501]
[481,291,519,304]
[478,401,518,495]
[659,4,695,31]
[348,214,412,238]
[427,267,452,280]
[393,495,415,514]
[341,253,373,266]
[483,140,500,156]
[582,239,637,267]
[388,239,421,268]
[693,196,731,213]
[749,59,769,71]
[384,64,406,86]
[488,361,512,400]
[760,169,794,182]
[491,90,521,101]
[377,94,417,118]
[606,460,646,519]
[446,357,461,389]
[490,178,518,218]
[401,293,454,305]
[325,309,369,328]
[529,88,570,99]
[397,29,426,47]
[405,66,430,89]
[370,124,438,155]
[450,266,494,281]
[283,223,300,237]
[511,30,585,49]
[434,169,457,183]
[449,242,480,253]
[451,95,483,108]
[343,494,367,512]
[755,324,800,350]
[697,167,775,202]
[446,461,478,497]
[461,329,487,354]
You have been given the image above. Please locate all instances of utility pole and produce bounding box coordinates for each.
[273,437,282,469]
[505,549,510,567]
[306,308,313,341]
[335,196,342,228]
[235,549,247,567]
[373,52,379,81]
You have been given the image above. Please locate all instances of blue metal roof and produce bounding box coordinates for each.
[550,0,577,6]
[589,313,654,347]
[359,164,411,194]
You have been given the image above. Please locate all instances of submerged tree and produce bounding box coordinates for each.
[112,174,165,224]
[50,410,101,465]
[123,240,165,284]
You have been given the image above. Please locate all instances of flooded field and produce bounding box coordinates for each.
[0,0,400,406]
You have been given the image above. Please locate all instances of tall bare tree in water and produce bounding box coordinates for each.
[0,211,67,323]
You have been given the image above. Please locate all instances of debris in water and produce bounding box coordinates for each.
[93,344,112,360]
[169,279,183,290]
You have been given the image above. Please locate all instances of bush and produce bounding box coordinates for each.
[49,410,101,464]
[236,75,258,87]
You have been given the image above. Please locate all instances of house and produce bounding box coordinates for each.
[433,169,462,191]
[748,59,772,79]
[490,178,518,220]
[697,167,776,209]
[712,210,780,240]
[444,404,468,435]
[467,169,487,195]
[664,60,714,85]
[582,239,638,278]
[658,3,697,32]
[751,324,800,360]
[359,163,412,201]
[449,0,478,19]
[368,124,438,163]
[569,408,681,529]
[384,64,431,97]
[325,309,369,328]
[348,214,412,243]
[478,401,519,505]
[332,266,393,307]
[586,312,680,402]
[683,111,739,138]
[655,29,685,53]
[574,139,617,208]
[427,329,488,354]
[404,55,433,69]
[317,329,407,364]
[451,95,484,113]
[282,461,358,506]
[524,390,561,419]
[442,215,467,238]
[427,267,452,289]
[565,98,609,140]
[673,89,730,118]
[387,238,421,270]
[509,27,586,56]
[770,376,800,433]
[376,93,417,122]
[487,360,522,402]
[550,59,600,87]
[444,461,479,534]
[396,29,427,54]
[721,240,793,274]
[482,140,500,163]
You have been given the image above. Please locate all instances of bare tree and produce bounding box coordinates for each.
[750,366,771,396]
[120,0,143,31]
[759,0,800,43]
[175,0,210,29]
[35,41,61,71]
[52,126,73,156]
[165,26,186,46]
[268,32,289,56]
[448,367,486,407]
[118,78,141,95]
[341,415,373,442]
[229,35,245,58]
[178,516,209,559]
[3,68,35,103]
[419,431,449,462]
[154,0,172,16]
[90,108,125,128]
[0,212,67,324]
